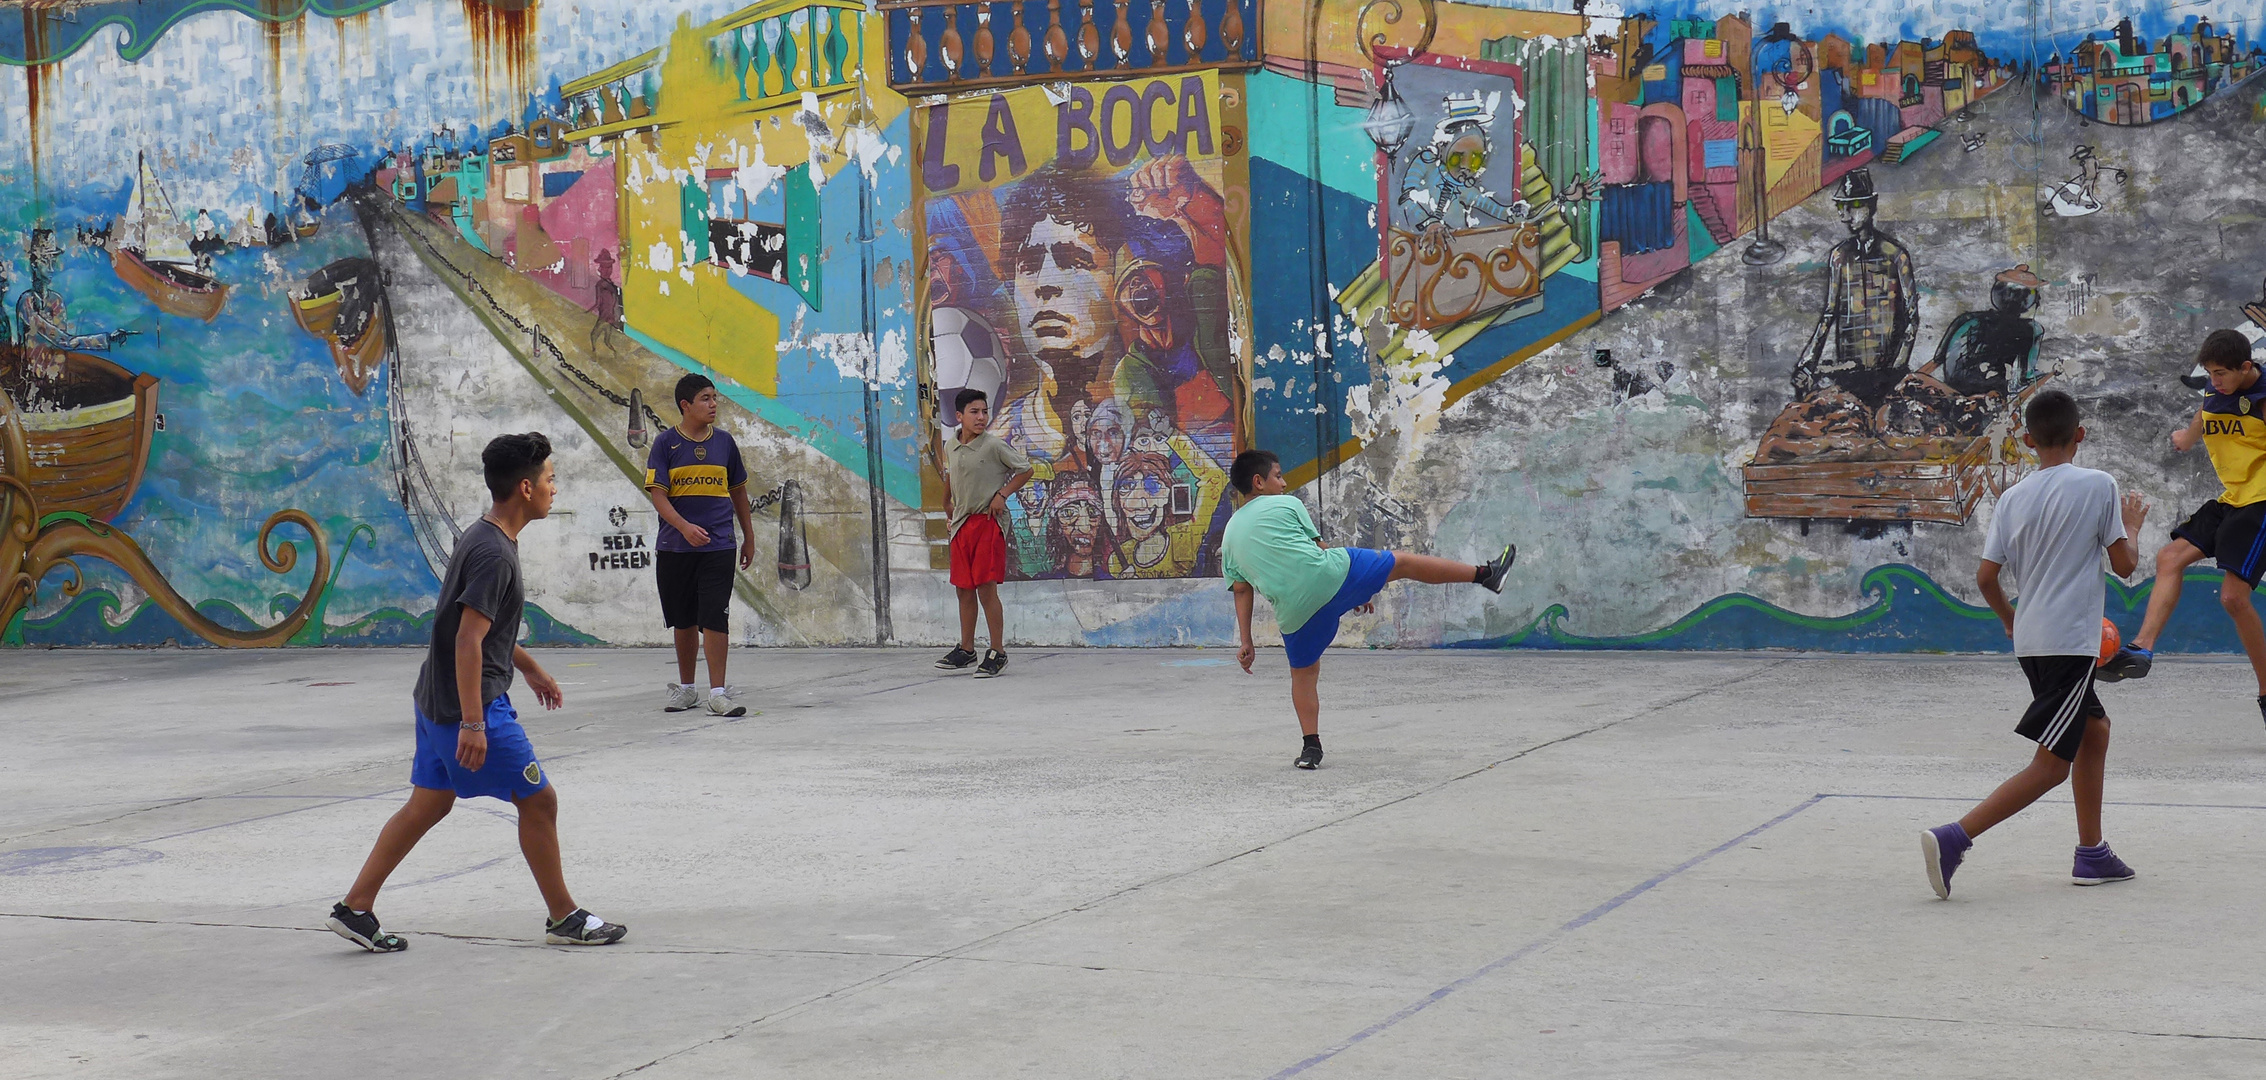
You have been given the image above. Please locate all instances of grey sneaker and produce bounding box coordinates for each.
[705,689,751,717]
[973,649,1007,678]
[544,908,627,946]
[664,683,700,712]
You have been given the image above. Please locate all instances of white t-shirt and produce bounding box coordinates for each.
[1980,463,2125,657]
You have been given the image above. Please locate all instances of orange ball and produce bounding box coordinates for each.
[2098,618,2121,668]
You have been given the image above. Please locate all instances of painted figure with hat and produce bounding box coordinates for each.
[1399,90,1534,234]
[1791,168,1917,407]
[1879,265,2053,439]
[17,228,130,354]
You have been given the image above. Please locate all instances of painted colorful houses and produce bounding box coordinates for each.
[2045,16,2259,125]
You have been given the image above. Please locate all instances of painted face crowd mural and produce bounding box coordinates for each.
[915,72,1248,581]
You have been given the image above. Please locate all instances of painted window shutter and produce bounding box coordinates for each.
[1715,77,1739,120]
[786,163,822,310]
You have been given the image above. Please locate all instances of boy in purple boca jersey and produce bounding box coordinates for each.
[645,374,757,717]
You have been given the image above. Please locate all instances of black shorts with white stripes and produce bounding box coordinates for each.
[2014,655,2107,762]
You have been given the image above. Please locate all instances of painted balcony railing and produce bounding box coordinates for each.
[707,0,865,107]
[562,0,864,140]
[882,0,1259,95]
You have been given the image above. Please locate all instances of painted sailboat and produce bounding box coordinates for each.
[112,153,229,322]
[0,345,161,522]
[289,257,392,396]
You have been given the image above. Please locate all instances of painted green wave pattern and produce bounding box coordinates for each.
[1454,564,2259,654]
[7,588,598,648]
[2,2,403,67]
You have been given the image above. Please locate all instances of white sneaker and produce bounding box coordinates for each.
[664,683,700,712]
[705,689,751,717]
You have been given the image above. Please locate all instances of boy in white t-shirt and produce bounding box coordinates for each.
[1922,390,2149,899]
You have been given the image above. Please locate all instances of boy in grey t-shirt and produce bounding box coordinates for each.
[1922,391,2149,899]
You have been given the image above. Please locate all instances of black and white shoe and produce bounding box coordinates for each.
[974,649,1008,678]
[544,908,628,946]
[935,646,979,671]
[326,902,407,952]
[1294,744,1324,770]
[1478,543,1518,594]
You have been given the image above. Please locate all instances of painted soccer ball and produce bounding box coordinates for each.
[2098,618,2121,668]
[931,305,1005,430]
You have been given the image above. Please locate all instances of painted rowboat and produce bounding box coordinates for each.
[111,246,228,322]
[290,257,391,396]
[0,346,160,522]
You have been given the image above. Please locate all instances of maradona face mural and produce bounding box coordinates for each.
[5,0,2266,652]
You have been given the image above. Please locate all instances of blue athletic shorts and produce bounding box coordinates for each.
[1281,548,1397,669]
[411,694,549,802]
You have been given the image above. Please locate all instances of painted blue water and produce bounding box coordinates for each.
[4,191,441,644]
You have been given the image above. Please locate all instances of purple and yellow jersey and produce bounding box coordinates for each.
[643,427,748,552]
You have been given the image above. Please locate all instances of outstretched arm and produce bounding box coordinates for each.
[2171,408,2207,453]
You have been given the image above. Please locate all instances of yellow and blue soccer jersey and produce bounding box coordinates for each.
[2200,385,2266,506]
[643,427,747,551]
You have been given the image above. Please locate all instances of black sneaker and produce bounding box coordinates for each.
[2256,695,2266,728]
[544,908,628,946]
[2097,644,2152,683]
[326,902,407,952]
[1294,743,1324,770]
[1478,543,1518,594]
[974,649,1008,678]
[935,646,978,670]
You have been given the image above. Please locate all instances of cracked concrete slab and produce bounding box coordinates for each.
[5,647,2265,1078]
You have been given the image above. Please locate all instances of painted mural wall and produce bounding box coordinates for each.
[3,0,2264,653]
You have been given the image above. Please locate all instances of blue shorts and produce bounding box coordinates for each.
[411,694,549,802]
[1281,548,1397,669]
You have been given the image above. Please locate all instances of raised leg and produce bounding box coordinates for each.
[1387,551,1481,585]
[2132,539,2205,650]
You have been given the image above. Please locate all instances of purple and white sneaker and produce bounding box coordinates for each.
[2072,844,2135,886]
[1922,823,1972,899]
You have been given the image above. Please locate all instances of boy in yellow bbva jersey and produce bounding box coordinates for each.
[2103,330,2266,722]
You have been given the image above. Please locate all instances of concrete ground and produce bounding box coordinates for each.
[5,648,2266,1079]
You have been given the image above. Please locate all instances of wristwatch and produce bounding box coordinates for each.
[461,720,488,733]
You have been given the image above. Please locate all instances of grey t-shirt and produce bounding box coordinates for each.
[1981,463,2125,657]
[412,518,524,723]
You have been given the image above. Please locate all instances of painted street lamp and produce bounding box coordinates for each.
[1743,22,1813,266]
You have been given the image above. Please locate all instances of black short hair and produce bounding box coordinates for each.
[2024,390,2081,449]
[675,373,717,411]
[954,387,989,414]
[2197,328,2254,372]
[1230,449,1280,496]
[483,431,553,501]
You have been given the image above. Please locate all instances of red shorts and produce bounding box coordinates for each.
[949,513,1007,589]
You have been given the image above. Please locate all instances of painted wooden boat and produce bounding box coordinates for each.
[0,346,160,523]
[290,258,391,396]
[111,246,228,322]
[295,221,321,239]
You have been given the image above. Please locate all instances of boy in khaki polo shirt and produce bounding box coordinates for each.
[937,389,1032,677]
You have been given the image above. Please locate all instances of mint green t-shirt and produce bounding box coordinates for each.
[1222,495,1352,633]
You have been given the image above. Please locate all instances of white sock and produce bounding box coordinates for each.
[710,685,727,697]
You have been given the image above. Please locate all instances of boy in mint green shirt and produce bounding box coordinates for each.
[1225,450,1518,769]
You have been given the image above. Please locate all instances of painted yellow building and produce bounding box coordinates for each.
[564,0,908,400]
